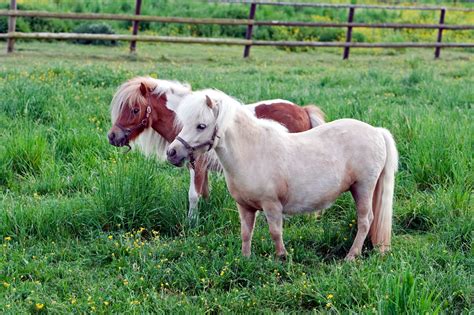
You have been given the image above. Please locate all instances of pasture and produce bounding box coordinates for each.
[0,42,472,313]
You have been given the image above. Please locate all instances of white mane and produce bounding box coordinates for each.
[110,76,191,159]
[177,89,288,139]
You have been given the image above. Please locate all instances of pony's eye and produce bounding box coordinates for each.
[197,124,207,130]
[132,108,140,114]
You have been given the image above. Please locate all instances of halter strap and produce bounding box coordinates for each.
[116,93,153,153]
[175,126,219,169]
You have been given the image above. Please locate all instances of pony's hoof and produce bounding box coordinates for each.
[344,254,356,262]
[276,254,287,262]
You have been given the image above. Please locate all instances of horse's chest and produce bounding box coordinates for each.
[227,181,262,210]
[226,175,288,211]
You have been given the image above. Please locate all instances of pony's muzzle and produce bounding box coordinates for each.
[107,128,130,147]
[167,141,187,167]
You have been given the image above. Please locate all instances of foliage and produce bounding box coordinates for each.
[0,41,472,313]
[72,23,118,46]
[2,0,473,45]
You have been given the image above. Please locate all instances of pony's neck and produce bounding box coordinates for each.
[214,109,269,177]
[150,94,180,143]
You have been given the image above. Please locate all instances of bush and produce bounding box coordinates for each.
[72,22,117,46]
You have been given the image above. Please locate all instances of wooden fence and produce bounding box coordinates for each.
[1,0,473,59]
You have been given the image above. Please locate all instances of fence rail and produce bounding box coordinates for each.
[2,0,473,59]
[218,0,474,12]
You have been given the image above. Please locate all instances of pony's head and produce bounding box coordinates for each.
[107,77,191,150]
[167,90,234,167]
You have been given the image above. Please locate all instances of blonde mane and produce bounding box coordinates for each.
[177,89,288,139]
[109,76,191,159]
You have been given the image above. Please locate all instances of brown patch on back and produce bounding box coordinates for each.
[254,103,312,133]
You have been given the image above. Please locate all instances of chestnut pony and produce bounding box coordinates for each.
[108,77,325,221]
[167,89,398,260]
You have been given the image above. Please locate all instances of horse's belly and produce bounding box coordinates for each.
[282,198,335,215]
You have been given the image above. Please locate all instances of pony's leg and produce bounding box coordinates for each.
[237,203,256,257]
[187,168,199,222]
[194,157,209,199]
[262,203,287,258]
[346,182,376,261]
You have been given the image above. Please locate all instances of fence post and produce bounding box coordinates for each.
[7,0,17,53]
[243,2,257,58]
[434,8,446,59]
[342,6,355,60]
[129,0,142,53]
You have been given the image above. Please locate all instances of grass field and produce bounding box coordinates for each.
[0,42,473,313]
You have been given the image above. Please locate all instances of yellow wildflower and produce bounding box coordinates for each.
[108,235,113,240]
[104,301,109,306]
[123,280,129,285]
[327,294,334,299]
[326,302,332,308]
[4,236,11,241]
[71,298,77,304]
[3,282,10,288]
[35,303,45,311]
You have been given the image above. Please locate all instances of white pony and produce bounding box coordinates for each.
[167,89,398,260]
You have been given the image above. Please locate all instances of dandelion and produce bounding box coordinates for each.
[71,298,77,304]
[35,303,45,311]
[104,301,109,306]
[123,280,129,286]
[3,282,10,288]
[326,302,332,308]
[130,300,140,305]
[327,294,334,299]
[108,235,113,240]
[349,223,353,227]
[4,236,11,241]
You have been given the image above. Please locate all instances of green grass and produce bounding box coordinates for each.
[0,42,473,313]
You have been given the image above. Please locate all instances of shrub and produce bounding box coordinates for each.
[72,22,117,46]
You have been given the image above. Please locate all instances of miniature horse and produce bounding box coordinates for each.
[167,90,398,260]
[107,77,325,221]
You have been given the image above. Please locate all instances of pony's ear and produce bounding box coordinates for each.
[205,95,214,109]
[139,82,149,97]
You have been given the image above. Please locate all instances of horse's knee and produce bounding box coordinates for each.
[241,231,251,243]
[268,225,282,241]
[357,217,371,233]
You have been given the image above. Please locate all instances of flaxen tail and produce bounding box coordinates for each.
[370,128,398,253]
[303,105,325,128]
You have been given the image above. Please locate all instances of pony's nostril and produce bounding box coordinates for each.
[108,132,115,141]
[168,148,176,157]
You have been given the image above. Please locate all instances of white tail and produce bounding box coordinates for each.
[304,105,325,127]
[370,128,398,253]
